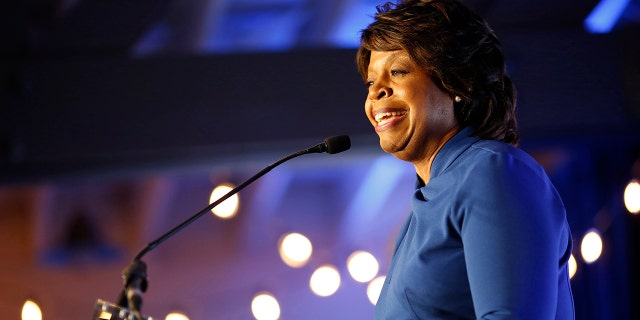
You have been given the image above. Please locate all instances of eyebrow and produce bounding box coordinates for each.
[386,50,407,62]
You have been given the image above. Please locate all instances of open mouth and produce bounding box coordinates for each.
[374,111,407,126]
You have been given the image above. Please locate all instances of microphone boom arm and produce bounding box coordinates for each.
[113,135,349,319]
[133,147,311,261]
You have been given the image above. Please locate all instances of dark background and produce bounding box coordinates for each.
[1,0,639,319]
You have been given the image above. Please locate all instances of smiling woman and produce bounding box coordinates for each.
[364,49,459,180]
[355,1,575,319]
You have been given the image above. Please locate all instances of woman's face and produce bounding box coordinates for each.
[364,49,459,164]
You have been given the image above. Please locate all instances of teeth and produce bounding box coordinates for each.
[374,111,405,124]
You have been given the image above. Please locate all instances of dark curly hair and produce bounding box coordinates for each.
[357,0,519,145]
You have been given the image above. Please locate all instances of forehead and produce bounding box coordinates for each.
[368,50,411,70]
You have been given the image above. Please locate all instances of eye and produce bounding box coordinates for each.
[365,80,374,88]
[391,70,409,76]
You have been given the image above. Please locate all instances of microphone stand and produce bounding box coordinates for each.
[96,136,350,320]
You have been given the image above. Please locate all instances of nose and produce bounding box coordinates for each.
[368,82,393,100]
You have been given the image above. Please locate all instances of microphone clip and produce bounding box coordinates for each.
[115,259,148,320]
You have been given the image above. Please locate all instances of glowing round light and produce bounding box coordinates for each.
[165,312,189,320]
[347,251,379,283]
[568,254,577,279]
[21,300,42,320]
[309,265,341,297]
[209,184,239,219]
[581,229,603,264]
[367,275,386,305]
[278,233,313,268]
[624,179,640,214]
[251,292,281,320]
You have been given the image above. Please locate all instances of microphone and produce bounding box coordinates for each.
[306,135,352,154]
[103,135,351,320]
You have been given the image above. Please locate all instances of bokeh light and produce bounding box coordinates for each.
[581,229,603,264]
[367,275,386,305]
[309,265,341,297]
[346,250,379,283]
[21,300,42,320]
[278,232,313,268]
[568,254,577,279]
[624,179,640,214]
[209,184,239,219]
[251,292,281,320]
[165,312,189,320]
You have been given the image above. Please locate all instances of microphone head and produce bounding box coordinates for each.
[324,135,351,154]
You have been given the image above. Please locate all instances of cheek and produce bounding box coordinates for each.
[415,97,454,127]
[408,88,422,101]
[426,88,454,117]
[409,92,433,118]
[433,104,458,129]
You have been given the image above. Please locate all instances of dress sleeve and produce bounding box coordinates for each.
[456,151,568,319]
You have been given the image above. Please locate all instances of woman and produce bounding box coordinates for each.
[357,0,574,319]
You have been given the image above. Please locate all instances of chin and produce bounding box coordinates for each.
[379,140,406,158]
[390,151,413,162]
[379,139,417,162]
[378,139,395,153]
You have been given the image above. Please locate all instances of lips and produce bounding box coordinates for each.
[372,109,407,130]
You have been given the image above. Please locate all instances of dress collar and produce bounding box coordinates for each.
[415,127,478,188]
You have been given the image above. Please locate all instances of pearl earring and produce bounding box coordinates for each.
[454,96,462,103]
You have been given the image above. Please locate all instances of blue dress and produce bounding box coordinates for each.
[374,127,575,319]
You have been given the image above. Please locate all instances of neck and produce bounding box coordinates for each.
[412,127,460,184]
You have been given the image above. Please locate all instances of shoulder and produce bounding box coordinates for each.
[446,139,554,198]
[443,140,566,231]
